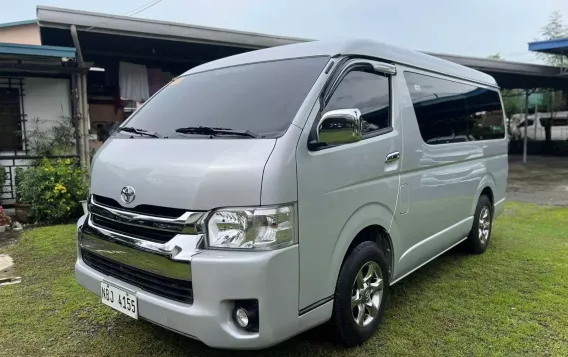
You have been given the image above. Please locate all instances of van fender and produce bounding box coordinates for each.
[328,203,401,294]
[471,174,496,216]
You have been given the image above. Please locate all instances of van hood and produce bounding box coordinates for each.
[90,138,276,211]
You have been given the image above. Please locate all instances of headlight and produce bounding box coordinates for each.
[206,205,296,250]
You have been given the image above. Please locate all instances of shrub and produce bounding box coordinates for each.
[17,158,88,224]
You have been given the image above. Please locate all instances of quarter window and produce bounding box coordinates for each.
[404,72,505,144]
[325,69,391,136]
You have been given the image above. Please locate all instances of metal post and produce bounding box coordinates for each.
[523,90,529,163]
[76,74,86,168]
[71,74,81,161]
[81,73,90,168]
[561,49,564,74]
[534,103,538,140]
[70,24,90,174]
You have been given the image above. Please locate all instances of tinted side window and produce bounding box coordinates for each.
[404,72,469,144]
[465,87,505,140]
[405,72,505,144]
[325,69,391,135]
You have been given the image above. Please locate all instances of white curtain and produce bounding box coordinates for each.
[119,61,149,102]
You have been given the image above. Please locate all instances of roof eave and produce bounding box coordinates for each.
[37,5,310,49]
[0,42,76,59]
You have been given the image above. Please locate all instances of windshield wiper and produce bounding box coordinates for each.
[119,126,162,138]
[174,126,260,138]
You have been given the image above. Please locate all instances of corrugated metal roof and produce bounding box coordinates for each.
[0,42,75,58]
[0,20,36,28]
[35,6,568,89]
[37,6,308,49]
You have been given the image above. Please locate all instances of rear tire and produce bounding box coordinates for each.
[331,241,389,347]
[466,194,493,254]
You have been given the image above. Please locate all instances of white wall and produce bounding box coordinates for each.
[23,77,72,141]
[0,77,72,203]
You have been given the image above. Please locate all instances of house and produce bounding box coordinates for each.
[0,30,80,204]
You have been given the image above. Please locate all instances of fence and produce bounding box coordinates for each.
[0,154,79,204]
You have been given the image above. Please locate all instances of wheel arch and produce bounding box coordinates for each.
[471,174,496,216]
[329,203,400,293]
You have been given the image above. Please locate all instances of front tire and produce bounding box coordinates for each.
[466,194,493,254]
[331,241,390,347]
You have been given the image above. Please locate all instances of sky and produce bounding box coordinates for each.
[2,0,568,63]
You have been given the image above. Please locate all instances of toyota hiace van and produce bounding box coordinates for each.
[76,39,508,349]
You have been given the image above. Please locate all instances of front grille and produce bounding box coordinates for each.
[82,249,193,304]
[93,195,187,218]
[91,214,176,243]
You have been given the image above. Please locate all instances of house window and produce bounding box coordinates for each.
[0,86,22,151]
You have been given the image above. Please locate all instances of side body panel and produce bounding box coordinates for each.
[295,66,402,309]
[392,65,508,282]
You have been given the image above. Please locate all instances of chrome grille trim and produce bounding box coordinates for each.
[79,231,193,281]
[85,214,204,262]
[88,195,206,235]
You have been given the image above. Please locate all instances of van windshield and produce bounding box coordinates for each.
[120,56,329,139]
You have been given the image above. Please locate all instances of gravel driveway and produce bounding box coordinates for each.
[507,155,568,206]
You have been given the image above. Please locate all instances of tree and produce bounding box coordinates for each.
[535,11,568,145]
[536,10,568,66]
[486,54,524,120]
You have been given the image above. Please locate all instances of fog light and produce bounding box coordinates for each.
[235,307,249,328]
[233,300,259,332]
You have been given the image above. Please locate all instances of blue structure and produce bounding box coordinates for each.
[529,38,568,56]
[0,42,78,77]
[0,42,75,58]
[528,38,568,75]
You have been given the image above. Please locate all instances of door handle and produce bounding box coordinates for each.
[385,152,400,163]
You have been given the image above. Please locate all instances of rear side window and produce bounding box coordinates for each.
[325,69,391,135]
[404,72,505,144]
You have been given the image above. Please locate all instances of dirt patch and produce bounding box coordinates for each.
[0,230,21,249]
[508,155,568,206]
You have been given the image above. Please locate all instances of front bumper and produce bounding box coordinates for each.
[76,244,326,349]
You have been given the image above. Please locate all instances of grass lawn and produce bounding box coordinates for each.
[1,201,567,357]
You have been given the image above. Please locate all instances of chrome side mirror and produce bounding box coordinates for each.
[316,109,362,146]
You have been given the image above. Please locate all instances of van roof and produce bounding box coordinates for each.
[183,39,497,87]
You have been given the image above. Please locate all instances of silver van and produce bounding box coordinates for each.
[76,39,508,349]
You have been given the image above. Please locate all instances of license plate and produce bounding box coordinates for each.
[101,281,138,319]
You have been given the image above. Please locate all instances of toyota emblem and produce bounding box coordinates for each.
[120,186,136,204]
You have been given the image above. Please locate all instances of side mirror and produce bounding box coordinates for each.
[316,109,362,146]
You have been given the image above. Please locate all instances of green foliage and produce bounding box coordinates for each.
[17,158,88,224]
[501,89,525,117]
[24,117,76,158]
[14,167,23,203]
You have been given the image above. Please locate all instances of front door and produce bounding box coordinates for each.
[296,60,402,310]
